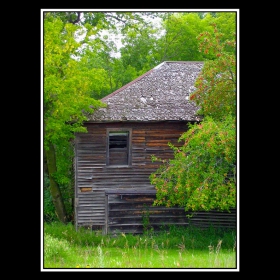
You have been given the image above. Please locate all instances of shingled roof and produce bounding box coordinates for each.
[89,61,204,122]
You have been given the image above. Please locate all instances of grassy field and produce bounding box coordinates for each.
[42,222,238,271]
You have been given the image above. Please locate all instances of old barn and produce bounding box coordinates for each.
[74,61,236,234]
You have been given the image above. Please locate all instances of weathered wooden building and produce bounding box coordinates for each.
[74,61,236,234]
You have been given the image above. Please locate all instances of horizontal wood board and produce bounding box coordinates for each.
[105,192,236,235]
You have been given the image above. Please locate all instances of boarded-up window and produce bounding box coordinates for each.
[107,129,131,166]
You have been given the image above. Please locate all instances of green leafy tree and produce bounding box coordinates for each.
[120,20,161,75]
[190,25,236,120]
[44,14,106,223]
[44,11,159,223]
[156,12,206,61]
[150,116,236,212]
[154,12,236,62]
[150,27,237,212]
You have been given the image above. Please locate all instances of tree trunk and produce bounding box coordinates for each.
[45,143,68,224]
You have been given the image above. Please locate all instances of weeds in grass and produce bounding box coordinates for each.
[43,222,237,269]
[97,245,104,268]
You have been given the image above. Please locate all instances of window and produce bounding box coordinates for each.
[106,128,131,166]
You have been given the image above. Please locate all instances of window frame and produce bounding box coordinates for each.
[106,128,132,166]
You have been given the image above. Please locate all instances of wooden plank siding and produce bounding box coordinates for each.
[105,190,236,235]
[74,121,192,231]
[105,190,189,235]
[74,121,236,233]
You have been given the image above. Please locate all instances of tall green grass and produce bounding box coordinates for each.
[43,222,237,270]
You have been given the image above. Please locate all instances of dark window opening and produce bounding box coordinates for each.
[107,130,131,166]
[109,132,128,149]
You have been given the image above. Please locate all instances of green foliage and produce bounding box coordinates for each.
[158,13,207,61]
[44,222,236,251]
[150,24,237,213]
[44,15,106,148]
[44,222,106,247]
[154,12,236,62]
[112,63,138,91]
[142,205,154,235]
[44,14,107,222]
[44,233,72,260]
[150,116,236,212]
[44,222,236,268]
[120,23,161,73]
[190,26,236,121]
[44,168,73,223]
[44,173,59,222]
[43,140,74,222]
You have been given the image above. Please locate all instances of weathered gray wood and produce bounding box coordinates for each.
[104,190,236,234]
[106,190,156,195]
[75,121,191,229]
[105,193,108,235]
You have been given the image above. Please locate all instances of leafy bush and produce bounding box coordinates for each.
[151,115,236,212]
[43,173,59,223]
